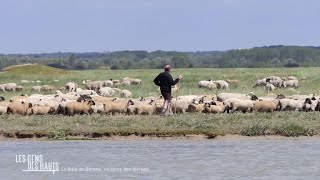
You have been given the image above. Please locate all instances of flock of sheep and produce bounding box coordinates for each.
[0,75,316,116]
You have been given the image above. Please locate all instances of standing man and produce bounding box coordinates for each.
[154,64,182,116]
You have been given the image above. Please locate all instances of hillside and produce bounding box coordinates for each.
[0,45,320,70]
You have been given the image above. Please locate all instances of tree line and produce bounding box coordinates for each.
[1,45,320,70]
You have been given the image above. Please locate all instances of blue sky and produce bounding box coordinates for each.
[0,0,319,53]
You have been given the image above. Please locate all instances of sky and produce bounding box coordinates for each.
[0,0,319,54]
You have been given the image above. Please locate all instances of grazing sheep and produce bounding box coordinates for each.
[16,85,24,92]
[226,79,240,84]
[7,101,33,115]
[199,80,217,89]
[265,83,275,93]
[102,80,113,87]
[121,80,131,86]
[1,83,18,92]
[32,86,42,93]
[253,100,279,112]
[41,85,54,92]
[135,101,157,115]
[212,80,229,90]
[112,88,122,94]
[83,80,103,91]
[267,78,283,88]
[21,80,29,83]
[65,82,78,92]
[120,89,132,98]
[254,78,267,87]
[65,100,96,115]
[98,87,115,97]
[282,80,299,88]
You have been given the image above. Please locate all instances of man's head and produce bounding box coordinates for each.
[164,64,171,72]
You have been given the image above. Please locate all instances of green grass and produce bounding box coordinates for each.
[1,65,320,139]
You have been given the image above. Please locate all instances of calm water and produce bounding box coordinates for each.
[1,139,320,180]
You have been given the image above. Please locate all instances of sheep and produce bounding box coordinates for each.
[278,99,305,111]
[83,80,103,91]
[1,83,17,92]
[288,76,298,80]
[171,100,191,113]
[65,82,78,92]
[267,78,283,88]
[7,101,33,115]
[41,85,54,92]
[10,94,28,102]
[212,80,229,90]
[254,78,267,87]
[265,82,275,93]
[131,79,142,85]
[112,88,122,94]
[226,79,240,84]
[217,93,257,101]
[0,84,5,92]
[91,102,105,114]
[27,106,56,115]
[303,98,319,111]
[229,99,254,113]
[102,80,113,87]
[204,102,227,113]
[121,80,131,86]
[199,80,217,89]
[253,100,280,112]
[103,99,134,115]
[0,102,9,115]
[135,101,157,115]
[16,85,24,92]
[32,86,42,93]
[120,89,132,98]
[186,103,205,113]
[65,100,96,115]
[36,80,42,83]
[98,87,115,97]
[92,96,116,103]
[282,80,299,88]
[21,80,29,83]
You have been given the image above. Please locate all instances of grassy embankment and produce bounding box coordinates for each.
[0,65,320,139]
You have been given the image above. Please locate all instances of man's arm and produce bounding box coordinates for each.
[168,74,180,85]
[153,75,161,86]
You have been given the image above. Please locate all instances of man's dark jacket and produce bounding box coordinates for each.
[154,71,179,93]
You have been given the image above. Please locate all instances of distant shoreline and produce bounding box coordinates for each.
[0,133,318,141]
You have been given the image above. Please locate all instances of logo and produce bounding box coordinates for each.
[16,154,59,174]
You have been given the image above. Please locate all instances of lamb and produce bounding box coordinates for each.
[102,80,113,87]
[198,80,217,89]
[65,100,96,115]
[171,100,191,113]
[253,100,279,112]
[1,83,17,92]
